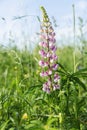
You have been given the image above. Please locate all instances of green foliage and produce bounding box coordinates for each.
[0,43,87,130]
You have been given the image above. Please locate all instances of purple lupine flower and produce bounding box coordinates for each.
[40,71,45,77]
[39,50,47,58]
[52,32,56,37]
[49,38,56,43]
[52,64,58,70]
[39,60,45,67]
[42,84,50,93]
[39,41,44,47]
[44,71,49,76]
[54,73,60,82]
[50,45,57,52]
[48,69,52,75]
[51,54,58,60]
[43,42,48,48]
[40,71,48,77]
[39,6,60,93]
[42,80,52,93]
[47,52,51,58]
[50,54,58,63]
[53,84,60,90]
[39,60,48,67]
[39,41,48,48]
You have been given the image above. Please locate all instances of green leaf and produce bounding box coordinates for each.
[72,68,87,77]
[58,62,67,72]
[57,70,67,75]
[0,120,9,130]
[72,77,86,90]
[25,120,44,130]
[9,128,15,130]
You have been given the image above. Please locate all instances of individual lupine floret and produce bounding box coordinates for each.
[39,6,60,93]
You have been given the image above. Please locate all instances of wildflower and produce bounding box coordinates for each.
[42,80,51,93]
[39,50,47,58]
[53,84,60,90]
[22,113,28,120]
[52,64,58,70]
[54,73,60,82]
[39,60,48,67]
[39,6,60,93]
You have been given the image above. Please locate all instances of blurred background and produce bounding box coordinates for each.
[0,0,87,49]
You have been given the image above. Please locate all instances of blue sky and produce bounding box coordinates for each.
[0,0,87,48]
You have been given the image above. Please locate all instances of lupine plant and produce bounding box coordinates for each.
[38,6,60,93]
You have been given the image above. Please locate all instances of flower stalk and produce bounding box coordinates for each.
[39,6,60,93]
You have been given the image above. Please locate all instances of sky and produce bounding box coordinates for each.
[0,0,87,48]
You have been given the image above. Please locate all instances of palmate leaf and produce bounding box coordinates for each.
[72,68,87,77]
[57,69,67,76]
[71,76,86,90]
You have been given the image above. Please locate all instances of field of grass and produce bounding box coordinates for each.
[0,6,87,130]
[0,43,87,130]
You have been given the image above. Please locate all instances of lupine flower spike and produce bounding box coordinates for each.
[39,6,60,93]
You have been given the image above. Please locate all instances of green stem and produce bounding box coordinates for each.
[72,4,76,73]
[74,84,80,129]
[66,79,70,115]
